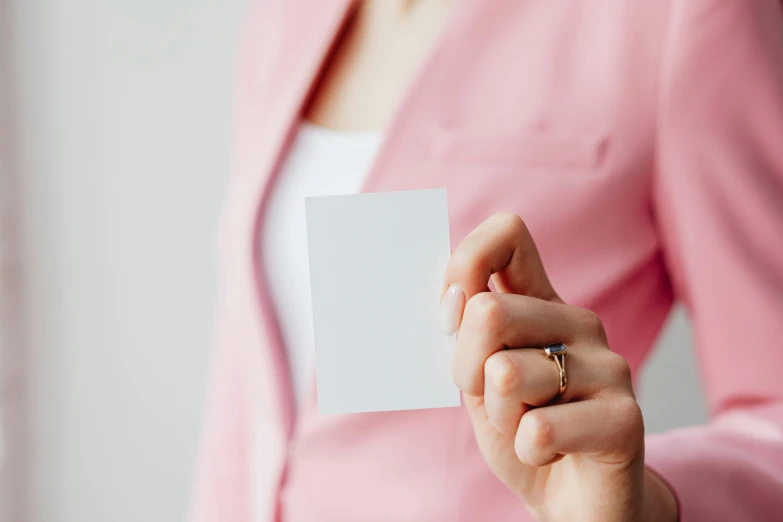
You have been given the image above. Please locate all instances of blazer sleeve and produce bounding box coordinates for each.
[645,1,783,520]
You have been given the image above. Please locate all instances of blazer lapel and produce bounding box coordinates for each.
[231,0,355,437]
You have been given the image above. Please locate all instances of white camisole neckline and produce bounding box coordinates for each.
[261,122,383,409]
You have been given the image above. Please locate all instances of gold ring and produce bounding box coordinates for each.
[544,343,568,397]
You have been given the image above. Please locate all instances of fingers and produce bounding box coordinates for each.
[514,394,644,467]
[447,216,644,484]
[482,346,606,435]
[452,292,604,396]
[443,213,559,303]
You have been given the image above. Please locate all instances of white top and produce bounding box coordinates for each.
[261,123,383,409]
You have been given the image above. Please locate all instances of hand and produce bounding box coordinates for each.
[440,213,678,522]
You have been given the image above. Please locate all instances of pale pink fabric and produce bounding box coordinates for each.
[190,1,783,521]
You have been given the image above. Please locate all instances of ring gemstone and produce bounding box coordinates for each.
[544,343,567,357]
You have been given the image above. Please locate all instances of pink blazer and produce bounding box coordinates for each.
[191,1,783,521]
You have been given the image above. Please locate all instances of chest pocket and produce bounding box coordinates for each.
[431,128,607,175]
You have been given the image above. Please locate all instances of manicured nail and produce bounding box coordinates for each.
[440,283,465,335]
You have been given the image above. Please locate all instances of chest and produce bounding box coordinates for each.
[234,0,671,303]
[304,0,454,130]
[220,0,678,461]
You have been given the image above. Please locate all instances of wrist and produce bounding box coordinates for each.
[641,467,679,522]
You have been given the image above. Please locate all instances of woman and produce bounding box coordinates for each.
[192,1,783,521]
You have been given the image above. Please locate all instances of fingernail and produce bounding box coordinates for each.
[440,283,465,335]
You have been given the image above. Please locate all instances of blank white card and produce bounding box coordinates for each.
[305,189,461,414]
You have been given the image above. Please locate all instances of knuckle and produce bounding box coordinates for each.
[490,212,527,238]
[522,412,553,450]
[575,307,607,341]
[464,292,506,334]
[615,396,645,441]
[516,412,554,463]
[606,352,633,383]
[616,396,642,421]
[485,352,520,398]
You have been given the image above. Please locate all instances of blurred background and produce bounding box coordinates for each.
[1,2,707,521]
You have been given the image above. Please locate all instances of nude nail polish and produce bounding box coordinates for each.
[440,283,465,335]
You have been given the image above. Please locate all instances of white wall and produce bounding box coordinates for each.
[12,2,246,521]
[640,307,708,432]
[1,1,29,520]
[9,2,707,521]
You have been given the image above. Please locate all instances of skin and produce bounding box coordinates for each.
[305,1,680,520]
[304,0,452,129]
[443,213,678,522]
